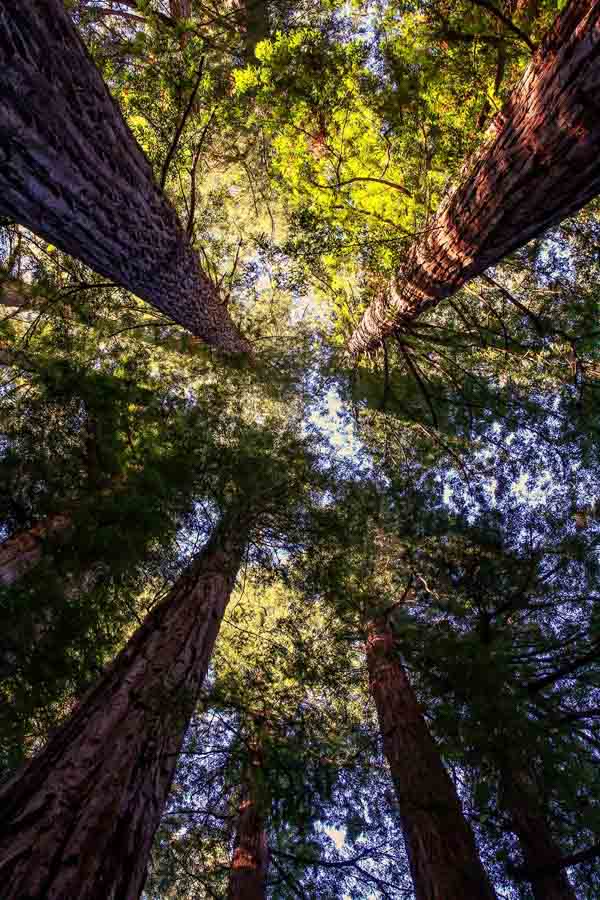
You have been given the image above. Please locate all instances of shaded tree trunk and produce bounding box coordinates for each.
[234,0,270,60]
[500,766,577,900]
[0,1,251,355]
[0,279,34,308]
[170,0,192,19]
[227,749,270,900]
[0,513,73,586]
[169,0,192,48]
[348,0,600,355]
[0,510,108,681]
[0,511,249,899]
[365,618,496,900]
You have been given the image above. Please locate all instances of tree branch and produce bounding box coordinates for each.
[160,58,205,190]
[513,840,600,879]
[468,0,536,51]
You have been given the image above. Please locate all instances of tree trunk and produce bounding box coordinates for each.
[500,766,577,900]
[365,618,496,900]
[170,0,192,19]
[0,279,33,308]
[227,752,269,900]
[0,1,251,355]
[0,512,249,899]
[0,513,73,586]
[169,0,192,48]
[348,0,600,355]
[234,0,270,60]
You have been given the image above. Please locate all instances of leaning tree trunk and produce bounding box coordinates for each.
[365,618,496,900]
[0,510,110,681]
[0,512,73,587]
[500,766,577,900]
[227,752,270,900]
[0,512,249,899]
[348,0,600,355]
[0,1,250,355]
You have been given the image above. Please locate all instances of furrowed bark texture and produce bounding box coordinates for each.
[366,620,496,900]
[170,0,192,19]
[0,1,251,355]
[227,763,269,900]
[348,0,600,355]
[500,768,577,900]
[0,515,248,899]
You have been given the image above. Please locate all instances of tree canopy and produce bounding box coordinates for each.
[1,1,600,898]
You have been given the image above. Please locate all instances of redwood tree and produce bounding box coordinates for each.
[499,766,577,900]
[0,1,250,354]
[0,510,249,899]
[365,616,497,900]
[348,0,600,355]
[0,513,72,587]
[227,748,270,900]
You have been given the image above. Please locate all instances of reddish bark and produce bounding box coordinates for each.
[169,0,192,48]
[348,0,600,355]
[170,0,192,18]
[227,761,269,900]
[0,513,248,899]
[0,2,250,355]
[366,619,496,900]
[500,767,577,900]
[0,513,73,586]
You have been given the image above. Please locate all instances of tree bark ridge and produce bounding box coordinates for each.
[0,513,248,899]
[365,618,496,900]
[0,1,251,355]
[348,0,600,355]
[227,758,269,900]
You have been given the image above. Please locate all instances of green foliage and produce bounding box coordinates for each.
[2,1,600,897]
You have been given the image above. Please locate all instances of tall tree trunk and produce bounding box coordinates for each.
[234,0,270,60]
[0,2,251,355]
[170,0,192,19]
[500,766,577,900]
[0,510,108,681]
[365,618,496,900]
[0,513,73,586]
[227,749,270,900]
[0,512,249,899]
[169,0,192,48]
[348,0,600,355]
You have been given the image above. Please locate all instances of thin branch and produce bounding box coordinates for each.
[83,7,146,24]
[526,641,600,694]
[397,338,439,429]
[310,175,411,197]
[379,338,392,410]
[186,109,217,240]
[482,273,545,334]
[160,58,206,190]
[513,841,600,879]
[468,0,536,51]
